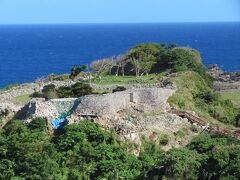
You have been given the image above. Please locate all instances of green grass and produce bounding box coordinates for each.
[168,71,236,129]
[159,133,170,146]
[12,94,31,105]
[48,73,70,81]
[175,128,189,138]
[221,91,240,109]
[91,74,159,85]
[168,71,210,110]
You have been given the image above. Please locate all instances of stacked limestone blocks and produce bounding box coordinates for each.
[72,87,176,119]
[23,98,59,121]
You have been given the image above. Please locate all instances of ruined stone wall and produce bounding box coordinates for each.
[23,98,59,121]
[72,87,175,119]
[50,98,79,115]
[0,80,74,101]
[20,87,176,123]
[74,91,131,117]
[132,88,175,110]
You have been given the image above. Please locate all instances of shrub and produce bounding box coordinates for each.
[28,117,48,131]
[190,125,199,133]
[57,86,73,98]
[176,98,186,109]
[175,128,188,138]
[42,84,58,99]
[40,83,94,99]
[70,65,87,80]
[30,92,43,98]
[159,134,170,145]
[112,86,126,93]
[48,74,70,81]
[72,82,93,97]
[196,90,219,103]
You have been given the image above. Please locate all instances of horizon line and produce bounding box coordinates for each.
[0,21,240,25]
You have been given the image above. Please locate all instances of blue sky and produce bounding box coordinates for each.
[0,0,239,24]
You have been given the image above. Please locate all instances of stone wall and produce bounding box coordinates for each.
[66,87,176,120]
[50,98,79,115]
[20,87,176,122]
[0,80,74,101]
[74,91,130,117]
[23,98,59,121]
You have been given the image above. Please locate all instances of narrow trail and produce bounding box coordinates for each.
[169,109,240,139]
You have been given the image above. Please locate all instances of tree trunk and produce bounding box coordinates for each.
[121,65,125,76]
[132,58,139,77]
[116,65,120,76]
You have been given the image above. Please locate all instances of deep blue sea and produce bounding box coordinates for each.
[0,23,240,88]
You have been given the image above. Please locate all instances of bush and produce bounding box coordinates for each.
[72,82,93,97]
[30,92,43,98]
[175,128,188,138]
[40,83,94,99]
[57,86,73,98]
[190,125,199,133]
[28,117,48,131]
[48,74,70,81]
[42,84,58,99]
[112,86,126,93]
[70,65,87,80]
[159,134,170,145]
[196,90,219,103]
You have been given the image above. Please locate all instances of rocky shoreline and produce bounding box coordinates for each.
[207,64,240,92]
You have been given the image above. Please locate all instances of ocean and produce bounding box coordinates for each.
[0,23,239,88]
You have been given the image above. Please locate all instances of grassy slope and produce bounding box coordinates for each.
[221,91,240,109]
[11,94,31,105]
[168,71,235,129]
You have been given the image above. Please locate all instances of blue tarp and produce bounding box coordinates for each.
[51,97,85,129]
[51,117,66,129]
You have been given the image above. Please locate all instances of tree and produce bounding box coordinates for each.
[125,43,160,76]
[163,148,205,179]
[42,84,58,99]
[91,58,115,77]
[72,82,93,97]
[187,134,240,179]
[57,86,73,98]
[115,54,127,76]
[70,65,87,81]
[28,117,48,131]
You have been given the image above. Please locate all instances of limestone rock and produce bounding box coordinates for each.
[23,98,59,121]
[207,64,240,92]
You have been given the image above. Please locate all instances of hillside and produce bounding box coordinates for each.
[0,43,240,179]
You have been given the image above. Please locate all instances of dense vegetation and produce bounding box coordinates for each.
[0,119,239,179]
[91,43,211,83]
[31,82,94,99]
